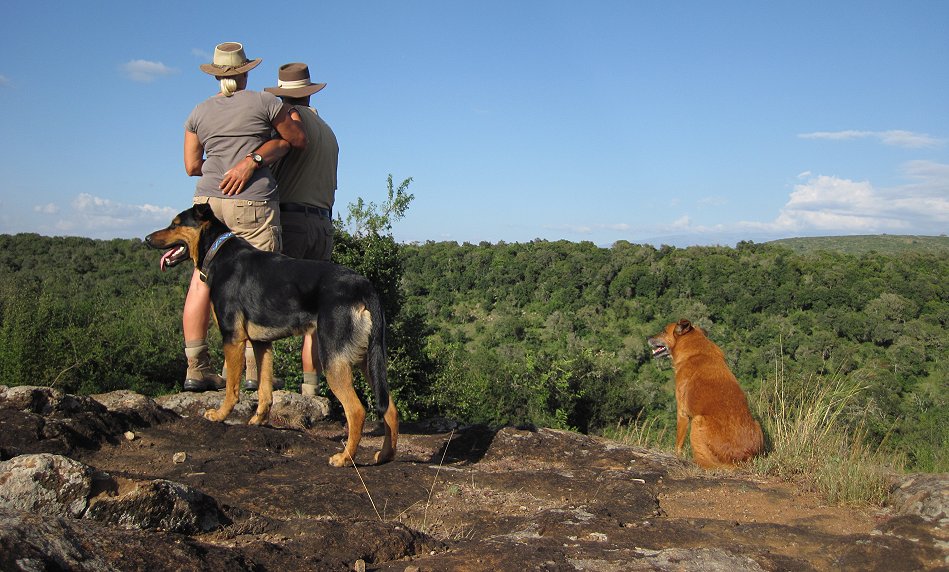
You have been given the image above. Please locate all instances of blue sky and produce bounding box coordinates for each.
[1,1,946,247]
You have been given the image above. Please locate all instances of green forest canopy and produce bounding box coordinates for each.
[0,232,945,471]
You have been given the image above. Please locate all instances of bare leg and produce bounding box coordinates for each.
[301,332,322,396]
[183,269,211,340]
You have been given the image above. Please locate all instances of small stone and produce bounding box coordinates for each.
[172,452,187,464]
[124,431,135,441]
[353,559,366,572]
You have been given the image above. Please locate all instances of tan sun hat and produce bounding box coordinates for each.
[264,63,326,97]
[199,42,261,77]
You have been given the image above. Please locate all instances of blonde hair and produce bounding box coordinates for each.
[219,77,238,97]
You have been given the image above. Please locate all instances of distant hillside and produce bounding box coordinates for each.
[769,234,949,256]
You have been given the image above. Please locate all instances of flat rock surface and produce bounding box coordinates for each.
[1,386,946,571]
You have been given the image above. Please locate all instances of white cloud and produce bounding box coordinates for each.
[192,48,212,61]
[50,193,177,237]
[747,163,949,234]
[669,215,692,230]
[120,59,177,83]
[698,196,728,207]
[653,162,949,241]
[798,130,944,149]
[899,160,949,197]
[34,203,58,215]
[545,222,631,235]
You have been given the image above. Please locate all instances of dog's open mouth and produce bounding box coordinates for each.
[648,339,670,359]
[159,244,189,271]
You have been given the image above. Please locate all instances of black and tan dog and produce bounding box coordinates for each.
[145,203,397,466]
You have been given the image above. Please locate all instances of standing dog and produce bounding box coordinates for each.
[648,319,763,469]
[145,203,397,466]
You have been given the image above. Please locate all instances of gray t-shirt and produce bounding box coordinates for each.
[184,90,284,201]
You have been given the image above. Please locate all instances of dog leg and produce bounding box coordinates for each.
[205,341,245,422]
[249,341,274,425]
[675,411,689,456]
[364,362,398,464]
[689,416,729,469]
[325,360,366,467]
[375,394,399,465]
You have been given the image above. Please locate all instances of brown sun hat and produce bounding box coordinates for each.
[263,63,326,97]
[199,42,261,77]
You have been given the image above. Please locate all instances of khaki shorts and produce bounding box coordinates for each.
[193,196,282,253]
[281,210,334,261]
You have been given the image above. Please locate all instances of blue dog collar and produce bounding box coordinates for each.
[199,232,234,282]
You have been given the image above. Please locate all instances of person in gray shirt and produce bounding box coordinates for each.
[178,42,306,392]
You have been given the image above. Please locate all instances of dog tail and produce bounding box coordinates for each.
[366,294,390,417]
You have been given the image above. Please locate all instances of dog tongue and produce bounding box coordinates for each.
[159,248,180,272]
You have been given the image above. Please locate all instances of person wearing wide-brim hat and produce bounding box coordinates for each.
[199,41,262,77]
[176,43,307,393]
[263,62,338,398]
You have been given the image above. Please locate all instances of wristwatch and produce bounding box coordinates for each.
[246,152,263,168]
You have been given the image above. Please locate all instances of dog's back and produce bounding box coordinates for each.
[649,320,763,468]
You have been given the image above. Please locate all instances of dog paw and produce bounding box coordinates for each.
[328,453,349,467]
[204,409,225,422]
[248,413,269,426]
[374,450,395,465]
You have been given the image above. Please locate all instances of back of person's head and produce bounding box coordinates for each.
[200,42,259,97]
[219,76,239,97]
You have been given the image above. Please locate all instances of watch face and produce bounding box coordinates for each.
[253,153,262,163]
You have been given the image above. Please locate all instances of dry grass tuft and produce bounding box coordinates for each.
[751,364,899,506]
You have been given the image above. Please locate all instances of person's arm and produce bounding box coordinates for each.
[274,103,307,150]
[218,105,306,195]
[218,139,291,196]
[219,104,306,195]
[184,131,204,176]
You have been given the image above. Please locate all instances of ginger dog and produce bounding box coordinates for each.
[648,319,763,468]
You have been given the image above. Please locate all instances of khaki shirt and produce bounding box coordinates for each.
[273,107,339,210]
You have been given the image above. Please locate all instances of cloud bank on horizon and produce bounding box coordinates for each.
[24,153,947,245]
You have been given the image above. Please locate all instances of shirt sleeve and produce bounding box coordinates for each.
[260,91,284,123]
[184,106,199,134]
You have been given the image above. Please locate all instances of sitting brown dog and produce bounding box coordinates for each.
[648,319,763,469]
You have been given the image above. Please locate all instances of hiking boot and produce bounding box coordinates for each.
[183,341,225,392]
[242,377,284,391]
[183,375,225,392]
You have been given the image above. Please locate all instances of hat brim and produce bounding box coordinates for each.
[264,82,326,97]
[199,58,262,77]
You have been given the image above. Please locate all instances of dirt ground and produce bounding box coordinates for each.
[2,387,946,571]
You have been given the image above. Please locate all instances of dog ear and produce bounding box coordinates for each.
[674,319,693,335]
[193,203,214,220]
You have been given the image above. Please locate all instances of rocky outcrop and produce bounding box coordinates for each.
[0,453,227,534]
[0,385,946,571]
[155,389,331,428]
[0,453,98,518]
[890,472,949,524]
